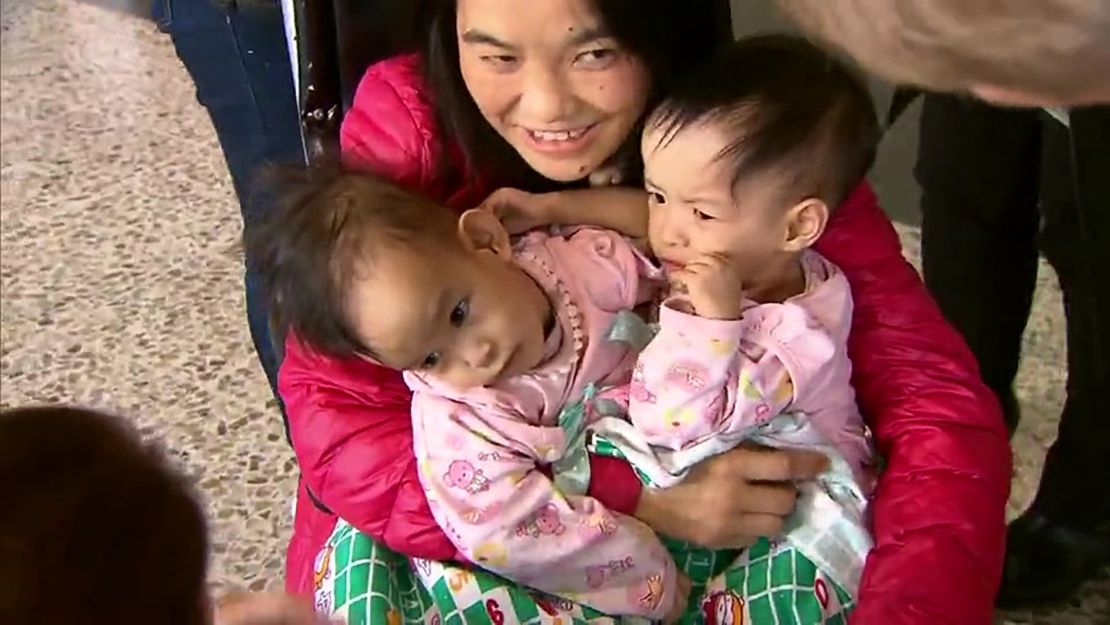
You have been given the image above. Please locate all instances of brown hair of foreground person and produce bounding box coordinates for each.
[0,405,208,625]
[775,0,1110,106]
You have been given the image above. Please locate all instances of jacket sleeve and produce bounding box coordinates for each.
[280,337,460,561]
[411,393,678,619]
[815,184,1011,625]
[630,301,832,450]
[339,56,436,191]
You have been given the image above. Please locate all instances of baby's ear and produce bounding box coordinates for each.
[354,351,385,366]
[782,198,829,252]
[458,209,512,260]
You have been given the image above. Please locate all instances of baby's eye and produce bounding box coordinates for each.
[693,208,715,221]
[450,298,470,326]
[421,352,441,369]
[648,191,666,205]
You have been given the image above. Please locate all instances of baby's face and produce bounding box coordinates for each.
[343,234,551,390]
[641,121,792,283]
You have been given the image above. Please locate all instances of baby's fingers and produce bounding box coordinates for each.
[215,593,339,625]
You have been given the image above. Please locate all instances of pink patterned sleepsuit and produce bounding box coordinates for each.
[404,227,677,619]
[627,250,872,489]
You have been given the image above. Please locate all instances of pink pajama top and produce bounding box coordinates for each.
[628,250,873,489]
[404,228,679,619]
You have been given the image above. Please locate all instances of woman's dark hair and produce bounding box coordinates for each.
[0,406,208,625]
[420,0,733,191]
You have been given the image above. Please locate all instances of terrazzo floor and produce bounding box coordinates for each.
[0,0,1105,622]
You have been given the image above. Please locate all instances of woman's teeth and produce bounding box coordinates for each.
[527,127,589,142]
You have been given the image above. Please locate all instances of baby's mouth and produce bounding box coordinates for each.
[659,259,684,275]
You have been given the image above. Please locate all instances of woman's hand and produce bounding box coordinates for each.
[478,187,554,235]
[634,445,829,549]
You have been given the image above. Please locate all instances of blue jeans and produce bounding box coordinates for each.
[154,0,304,406]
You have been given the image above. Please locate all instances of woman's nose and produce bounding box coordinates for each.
[517,64,574,123]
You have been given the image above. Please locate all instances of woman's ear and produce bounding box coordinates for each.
[782,198,829,252]
[458,208,512,260]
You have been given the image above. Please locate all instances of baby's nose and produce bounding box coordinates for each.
[461,337,497,369]
[654,214,688,250]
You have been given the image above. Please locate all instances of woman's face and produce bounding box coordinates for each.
[456,0,651,182]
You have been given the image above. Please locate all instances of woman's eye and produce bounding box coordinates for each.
[480,54,519,69]
[450,299,470,326]
[575,48,616,69]
[648,191,666,205]
[421,352,441,369]
[693,208,715,221]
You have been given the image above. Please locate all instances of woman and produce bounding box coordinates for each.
[279,1,1011,622]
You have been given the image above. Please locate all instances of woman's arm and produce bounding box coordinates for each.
[815,183,1011,624]
[480,187,649,239]
[280,337,459,560]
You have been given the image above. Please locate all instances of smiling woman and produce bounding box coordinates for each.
[421,0,726,190]
[453,0,650,181]
[275,0,1012,623]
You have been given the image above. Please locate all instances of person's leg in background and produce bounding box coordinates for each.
[153,0,303,407]
[915,93,1044,433]
[997,107,1110,607]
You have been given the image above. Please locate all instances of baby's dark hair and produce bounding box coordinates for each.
[247,163,459,358]
[650,34,880,208]
[0,405,208,625]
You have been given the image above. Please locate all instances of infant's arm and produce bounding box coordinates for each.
[630,300,837,450]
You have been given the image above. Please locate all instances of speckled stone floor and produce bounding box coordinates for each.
[0,0,1106,622]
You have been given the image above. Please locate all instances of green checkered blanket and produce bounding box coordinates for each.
[313,311,855,623]
[315,518,852,624]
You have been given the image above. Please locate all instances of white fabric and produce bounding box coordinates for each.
[280,0,300,103]
[278,0,307,161]
[591,412,873,597]
[1044,107,1071,127]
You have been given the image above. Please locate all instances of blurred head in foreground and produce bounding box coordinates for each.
[0,405,209,625]
[776,0,1110,107]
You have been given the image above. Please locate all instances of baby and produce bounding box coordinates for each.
[624,34,879,491]
[488,34,882,620]
[0,405,334,625]
[251,166,686,621]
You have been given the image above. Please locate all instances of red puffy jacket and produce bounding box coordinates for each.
[283,54,1011,624]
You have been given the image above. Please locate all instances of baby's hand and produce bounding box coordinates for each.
[672,254,744,320]
[214,592,339,625]
[478,187,553,234]
[662,571,692,624]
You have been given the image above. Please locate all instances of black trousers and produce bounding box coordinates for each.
[916,94,1110,531]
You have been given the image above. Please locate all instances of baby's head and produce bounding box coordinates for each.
[251,166,552,389]
[641,34,879,282]
[0,406,208,625]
